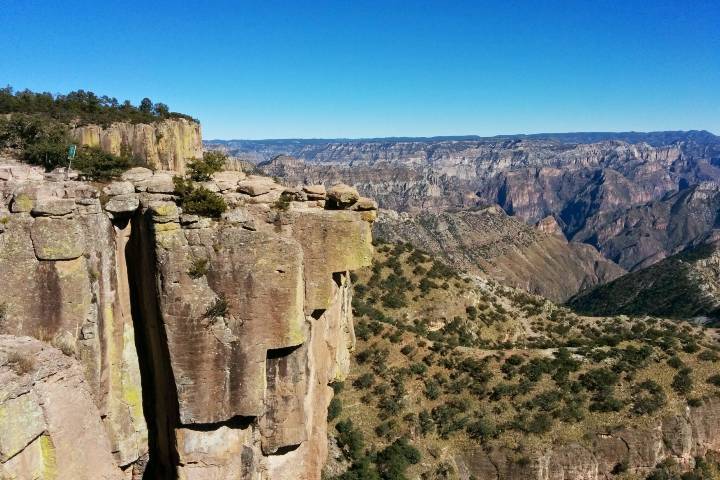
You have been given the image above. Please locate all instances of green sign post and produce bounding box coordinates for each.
[66,145,77,179]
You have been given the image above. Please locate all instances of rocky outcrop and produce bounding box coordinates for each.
[72,118,202,172]
[0,161,376,479]
[373,208,625,302]
[455,397,720,480]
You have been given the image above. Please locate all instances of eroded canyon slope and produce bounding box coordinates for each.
[0,160,376,479]
[569,239,720,322]
[373,207,625,302]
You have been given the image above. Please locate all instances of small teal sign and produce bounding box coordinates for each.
[68,145,77,159]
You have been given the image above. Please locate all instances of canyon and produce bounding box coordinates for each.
[223,132,720,276]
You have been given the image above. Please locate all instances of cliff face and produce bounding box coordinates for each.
[72,118,203,173]
[0,161,375,479]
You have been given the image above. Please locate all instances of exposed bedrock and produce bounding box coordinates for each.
[454,397,720,480]
[0,161,374,479]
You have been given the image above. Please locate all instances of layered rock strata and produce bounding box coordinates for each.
[0,161,375,479]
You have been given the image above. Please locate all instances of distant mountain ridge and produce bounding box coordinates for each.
[207,129,719,151]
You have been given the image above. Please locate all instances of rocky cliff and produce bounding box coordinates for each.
[72,118,202,173]
[0,161,376,479]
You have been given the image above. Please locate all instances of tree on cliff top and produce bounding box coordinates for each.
[0,86,197,126]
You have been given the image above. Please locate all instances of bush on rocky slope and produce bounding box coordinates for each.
[325,241,720,479]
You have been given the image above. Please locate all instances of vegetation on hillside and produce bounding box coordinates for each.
[325,241,720,479]
[0,86,196,125]
[568,242,720,322]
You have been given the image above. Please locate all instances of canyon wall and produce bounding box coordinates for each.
[0,161,376,479]
[72,118,202,173]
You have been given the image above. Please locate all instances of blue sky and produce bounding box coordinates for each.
[1,0,719,139]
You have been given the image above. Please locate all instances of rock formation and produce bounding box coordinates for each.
[0,160,376,479]
[72,118,203,173]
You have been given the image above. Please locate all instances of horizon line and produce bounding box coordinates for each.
[203,129,718,143]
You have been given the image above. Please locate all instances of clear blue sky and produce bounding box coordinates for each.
[2,0,719,139]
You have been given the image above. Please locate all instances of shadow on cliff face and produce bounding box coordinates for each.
[124,211,180,480]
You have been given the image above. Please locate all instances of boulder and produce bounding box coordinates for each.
[211,171,246,191]
[104,194,140,214]
[327,184,359,208]
[350,197,378,211]
[31,198,76,217]
[121,167,154,183]
[102,181,135,196]
[238,178,274,196]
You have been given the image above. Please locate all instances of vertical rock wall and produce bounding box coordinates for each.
[0,164,148,477]
[0,162,376,479]
[72,118,203,173]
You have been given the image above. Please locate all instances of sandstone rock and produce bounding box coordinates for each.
[350,196,377,211]
[0,336,124,479]
[31,198,76,217]
[144,173,176,194]
[121,167,154,183]
[327,183,359,208]
[238,178,274,196]
[211,170,246,191]
[149,201,180,223]
[103,181,135,196]
[197,181,220,192]
[10,192,34,213]
[105,194,140,214]
[72,118,202,173]
[30,217,85,260]
[291,210,373,312]
[303,184,326,198]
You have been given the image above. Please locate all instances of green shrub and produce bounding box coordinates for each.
[174,176,227,218]
[204,295,229,320]
[188,258,209,279]
[187,151,227,181]
[354,373,375,389]
[631,380,666,415]
[672,368,693,396]
[707,374,720,387]
[328,397,342,421]
[73,146,136,180]
[336,419,365,462]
